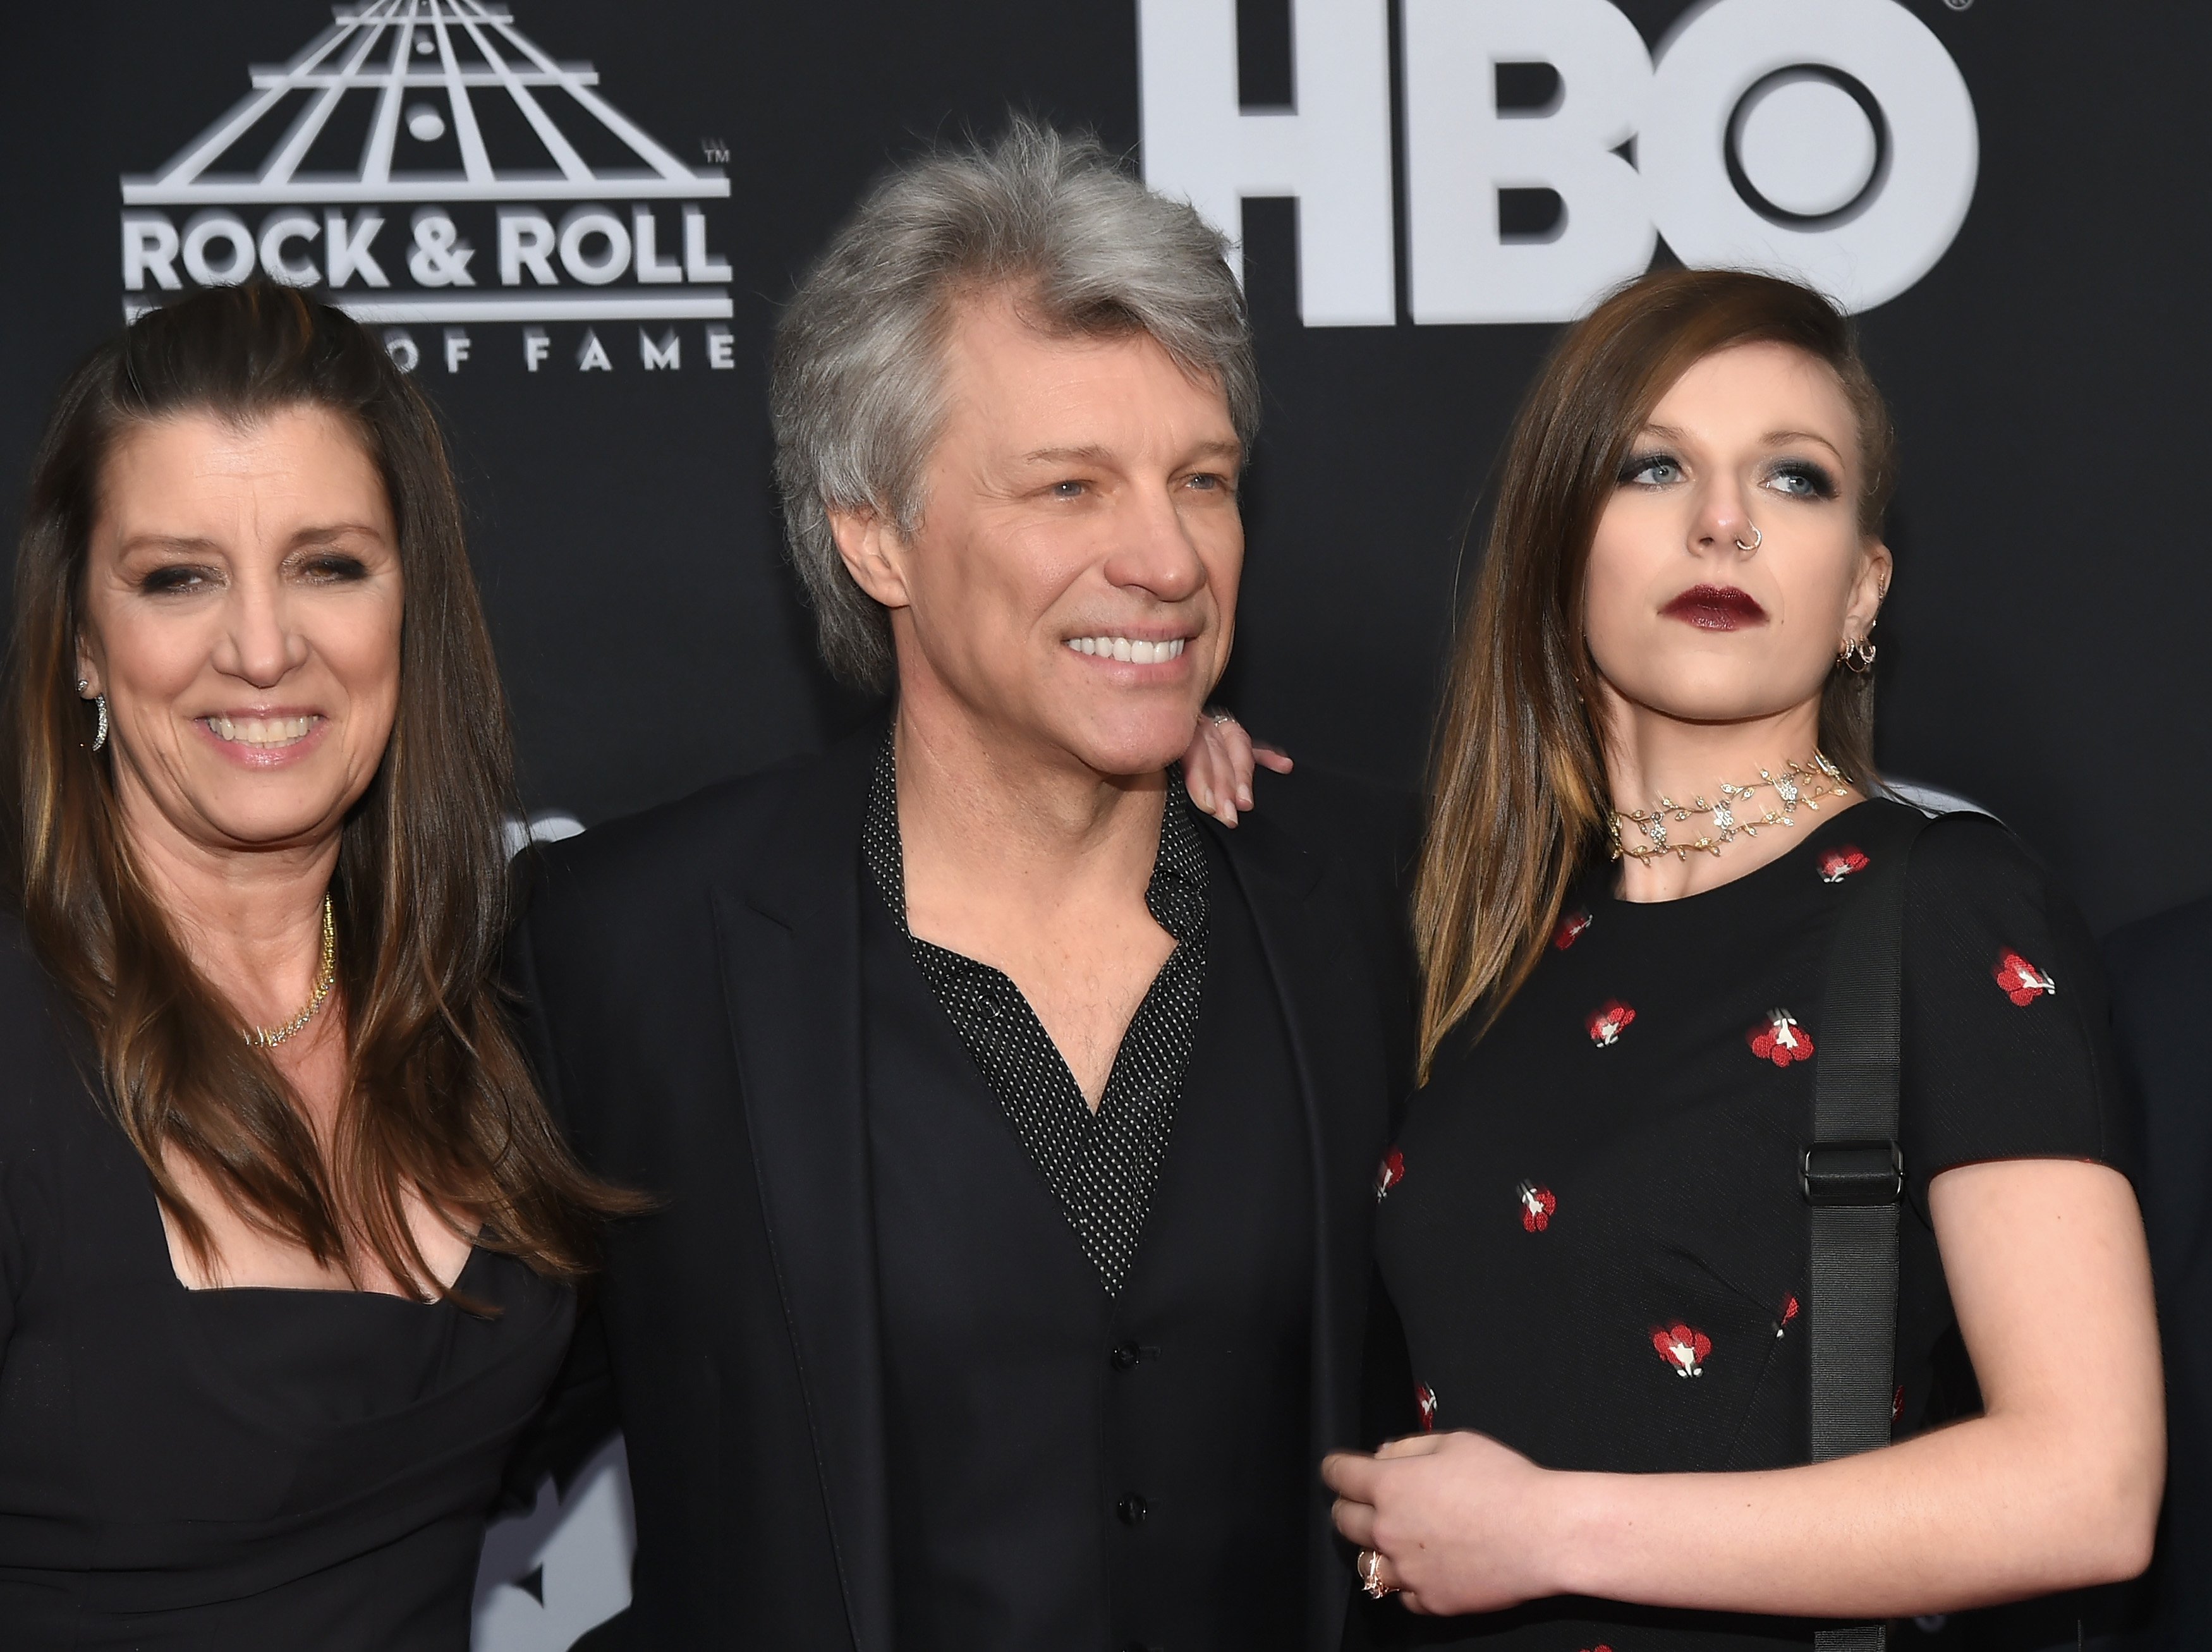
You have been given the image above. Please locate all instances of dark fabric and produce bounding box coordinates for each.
[2104,895,2212,1650]
[1370,800,2128,1651]
[861,733,1208,1294]
[507,721,1416,1652]
[0,915,574,1651]
[865,826,1311,1651]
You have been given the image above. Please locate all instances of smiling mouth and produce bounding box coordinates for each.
[1064,635,1189,664]
[203,714,322,749]
[1659,585,1768,630]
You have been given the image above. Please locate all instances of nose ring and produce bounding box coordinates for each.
[1734,523,1762,552]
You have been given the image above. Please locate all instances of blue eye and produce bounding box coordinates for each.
[1767,461,1839,500]
[1619,452,1683,487]
[1050,480,1086,500]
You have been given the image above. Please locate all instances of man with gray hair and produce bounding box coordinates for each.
[514,119,1411,1652]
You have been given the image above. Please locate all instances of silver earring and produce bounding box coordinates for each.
[92,695,108,753]
[1734,523,1763,552]
[1838,635,1878,674]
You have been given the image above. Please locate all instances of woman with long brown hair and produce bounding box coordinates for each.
[1325,269,2161,1644]
[0,282,633,1648]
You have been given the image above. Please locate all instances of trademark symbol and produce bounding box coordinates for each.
[700,138,730,164]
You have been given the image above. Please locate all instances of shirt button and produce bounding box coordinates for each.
[1115,1495,1148,1526]
[1110,1343,1141,1372]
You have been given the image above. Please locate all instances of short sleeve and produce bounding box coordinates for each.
[1900,813,2132,1194]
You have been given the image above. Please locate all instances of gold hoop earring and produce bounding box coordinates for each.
[1838,636,1878,674]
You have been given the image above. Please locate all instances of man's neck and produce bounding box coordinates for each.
[892,698,1168,945]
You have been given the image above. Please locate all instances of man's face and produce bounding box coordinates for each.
[841,291,1244,778]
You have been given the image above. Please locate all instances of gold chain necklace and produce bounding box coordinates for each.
[243,894,337,1048]
[1609,755,1853,865]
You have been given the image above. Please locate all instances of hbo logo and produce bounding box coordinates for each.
[1139,0,1978,324]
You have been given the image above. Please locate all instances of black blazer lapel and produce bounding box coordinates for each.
[709,731,894,1652]
[1211,813,1393,1652]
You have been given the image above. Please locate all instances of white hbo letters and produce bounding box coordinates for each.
[1139,0,1979,325]
[1138,0,1397,325]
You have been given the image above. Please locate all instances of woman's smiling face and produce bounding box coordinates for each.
[76,405,404,859]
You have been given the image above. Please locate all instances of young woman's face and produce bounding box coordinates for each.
[1583,341,1889,733]
[76,406,404,860]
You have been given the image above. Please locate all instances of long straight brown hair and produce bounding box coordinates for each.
[1413,269,1899,1078]
[5,282,638,1296]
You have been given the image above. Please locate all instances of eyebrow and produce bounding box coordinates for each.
[1018,439,1244,468]
[1634,422,1847,463]
[1761,428,1847,462]
[114,523,387,557]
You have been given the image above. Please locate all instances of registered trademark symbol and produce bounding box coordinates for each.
[1943,0,1971,11]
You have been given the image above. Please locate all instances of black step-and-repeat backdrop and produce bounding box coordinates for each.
[3,1,2203,1639]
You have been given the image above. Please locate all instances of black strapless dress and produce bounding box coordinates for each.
[0,920,574,1649]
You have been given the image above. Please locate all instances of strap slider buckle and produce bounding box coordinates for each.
[1800,1140,1904,1208]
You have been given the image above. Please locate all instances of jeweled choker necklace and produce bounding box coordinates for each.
[1609,755,1854,865]
[243,894,336,1048]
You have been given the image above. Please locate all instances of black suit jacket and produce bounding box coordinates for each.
[509,726,1414,1651]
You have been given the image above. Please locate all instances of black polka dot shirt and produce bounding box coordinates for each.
[863,734,1208,1296]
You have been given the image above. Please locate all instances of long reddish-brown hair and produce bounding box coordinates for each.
[1413,269,1898,1077]
[5,282,638,1296]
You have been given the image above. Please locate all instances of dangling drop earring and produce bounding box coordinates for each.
[78,681,109,753]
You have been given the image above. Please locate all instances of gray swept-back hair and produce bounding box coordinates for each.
[770,117,1259,689]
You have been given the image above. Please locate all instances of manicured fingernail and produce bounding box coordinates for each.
[1237,787,1253,809]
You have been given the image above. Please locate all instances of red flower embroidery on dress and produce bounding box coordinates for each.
[1553,909,1594,949]
[1414,1383,1440,1431]
[1748,1008,1814,1067]
[1818,846,1870,884]
[1517,1180,1557,1232]
[1375,1148,1406,1201]
[1777,1294,1800,1338]
[1586,1001,1636,1047]
[1653,1323,1711,1377]
[1994,950,2056,1006]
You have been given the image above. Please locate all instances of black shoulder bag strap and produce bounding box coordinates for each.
[1804,806,1932,1652]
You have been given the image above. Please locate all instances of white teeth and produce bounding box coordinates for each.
[1062,635,1189,662]
[207,714,317,747]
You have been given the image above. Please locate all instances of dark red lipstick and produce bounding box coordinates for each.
[1660,584,1767,631]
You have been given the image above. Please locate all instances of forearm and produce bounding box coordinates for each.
[1549,1407,2161,1617]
